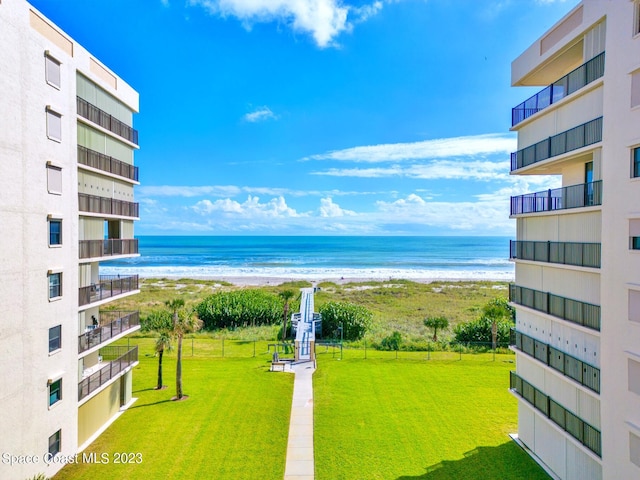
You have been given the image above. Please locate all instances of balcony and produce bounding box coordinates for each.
[79,275,139,307]
[78,311,140,354]
[77,145,138,182]
[79,193,139,218]
[510,329,600,393]
[512,52,605,126]
[79,239,139,260]
[77,97,138,145]
[509,240,601,268]
[509,284,600,331]
[511,180,602,215]
[510,371,601,456]
[511,117,602,171]
[78,345,138,401]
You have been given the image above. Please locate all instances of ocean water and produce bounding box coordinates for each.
[100,236,515,281]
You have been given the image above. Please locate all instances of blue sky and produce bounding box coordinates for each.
[31,0,575,236]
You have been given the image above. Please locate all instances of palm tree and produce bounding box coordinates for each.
[424,316,449,342]
[166,299,202,400]
[279,290,295,343]
[142,310,173,390]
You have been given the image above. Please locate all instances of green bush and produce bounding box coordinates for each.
[319,301,372,341]
[379,331,402,351]
[196,290,283,330]
[453,316,512,344]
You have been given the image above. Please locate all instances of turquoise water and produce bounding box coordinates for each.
[101,236,514,281]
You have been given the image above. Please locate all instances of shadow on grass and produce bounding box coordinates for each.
[128,399,174,409]
[396,442,551,480]
[133,387,157,393]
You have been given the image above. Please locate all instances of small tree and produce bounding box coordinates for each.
[166,299,202,401]
[142,310,173,390]
[279,290,295,342]
[423,316,449,341]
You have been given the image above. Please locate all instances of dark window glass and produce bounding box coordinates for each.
[49,220,61,245]
[633,237,640,250]
[49,379,62,406]
[49,325,61,352]
[48,430,61,456]
[634,148,640,178]
[48,273,62,299]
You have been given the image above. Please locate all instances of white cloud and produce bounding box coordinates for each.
[244,106,278,123]
[305,133,516,163]
[160,0,170,6]
[318,197,356,217]
[189,0,352,47]
[192,195,305,218]
[313,159,512,181]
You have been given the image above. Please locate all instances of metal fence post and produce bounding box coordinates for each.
[222,338,224,358]
[253,340,256,358]
[364,339,367,360]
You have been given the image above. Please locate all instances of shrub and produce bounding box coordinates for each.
[319,301,372,341]
[453,316,512,344]
[196,290,283,330]
[379,331,402,351]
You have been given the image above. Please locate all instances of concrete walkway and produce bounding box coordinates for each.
[284,362,315,480]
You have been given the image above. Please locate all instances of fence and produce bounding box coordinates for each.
[123,336,514,362]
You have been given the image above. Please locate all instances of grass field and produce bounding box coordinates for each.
[314,352,549,480]
[54,339,293,480]
[54,339,548,480]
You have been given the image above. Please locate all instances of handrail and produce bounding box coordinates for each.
[78,311,140,354]
[509,284,600,331]
[512,52,605,126]
[511,117,602,171]
[77,97,138,145]
[79,239,139,259]
[510,328,600,393]
[510,180,602,215]
[78,346,138,401]
[510,371,601,456]
[509,240,601,268]
[79,275,139,307]
[77,145,138,181]
[78,193,139,218]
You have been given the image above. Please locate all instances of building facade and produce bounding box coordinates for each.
[509,1,640,479]
[0,1,141,478]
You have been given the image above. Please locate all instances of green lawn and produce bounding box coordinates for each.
[314,352,550,480]
[55,341,293,480]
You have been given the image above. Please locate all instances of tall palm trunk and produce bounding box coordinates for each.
[176,334,183,399]
[157,348,164,389]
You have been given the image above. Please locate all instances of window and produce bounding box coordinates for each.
[49,325,61,352]
[632,71,640,108]
[49,379,62,406]
[48,430,61,457]
[45,54,61,89]
[633,147,640,178]
[46,108,61,142]
[49,219,61,246]
[631,219,640,250]
[635,1,640,36]
[46,164,62,194]
[48,272,62,299]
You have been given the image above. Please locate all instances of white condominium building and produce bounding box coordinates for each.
[509,1,640,479]
[0,1,141,478]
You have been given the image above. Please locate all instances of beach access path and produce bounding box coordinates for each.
[284,362,316,480]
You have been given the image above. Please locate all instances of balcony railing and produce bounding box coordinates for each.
[78,345,138,401]
[511,329,600,393]
[510,180,602,215]
[512,52,605,126]
[78,193,139,218]
[509,240,601,268]
[78,311,140,354]
[510,371,601,456]
[77,145,138,182]
[509,284,600,331]
[79,239,139,259]
[79,275,139,307]
[77,97,138,145]
[511,117,602,171]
